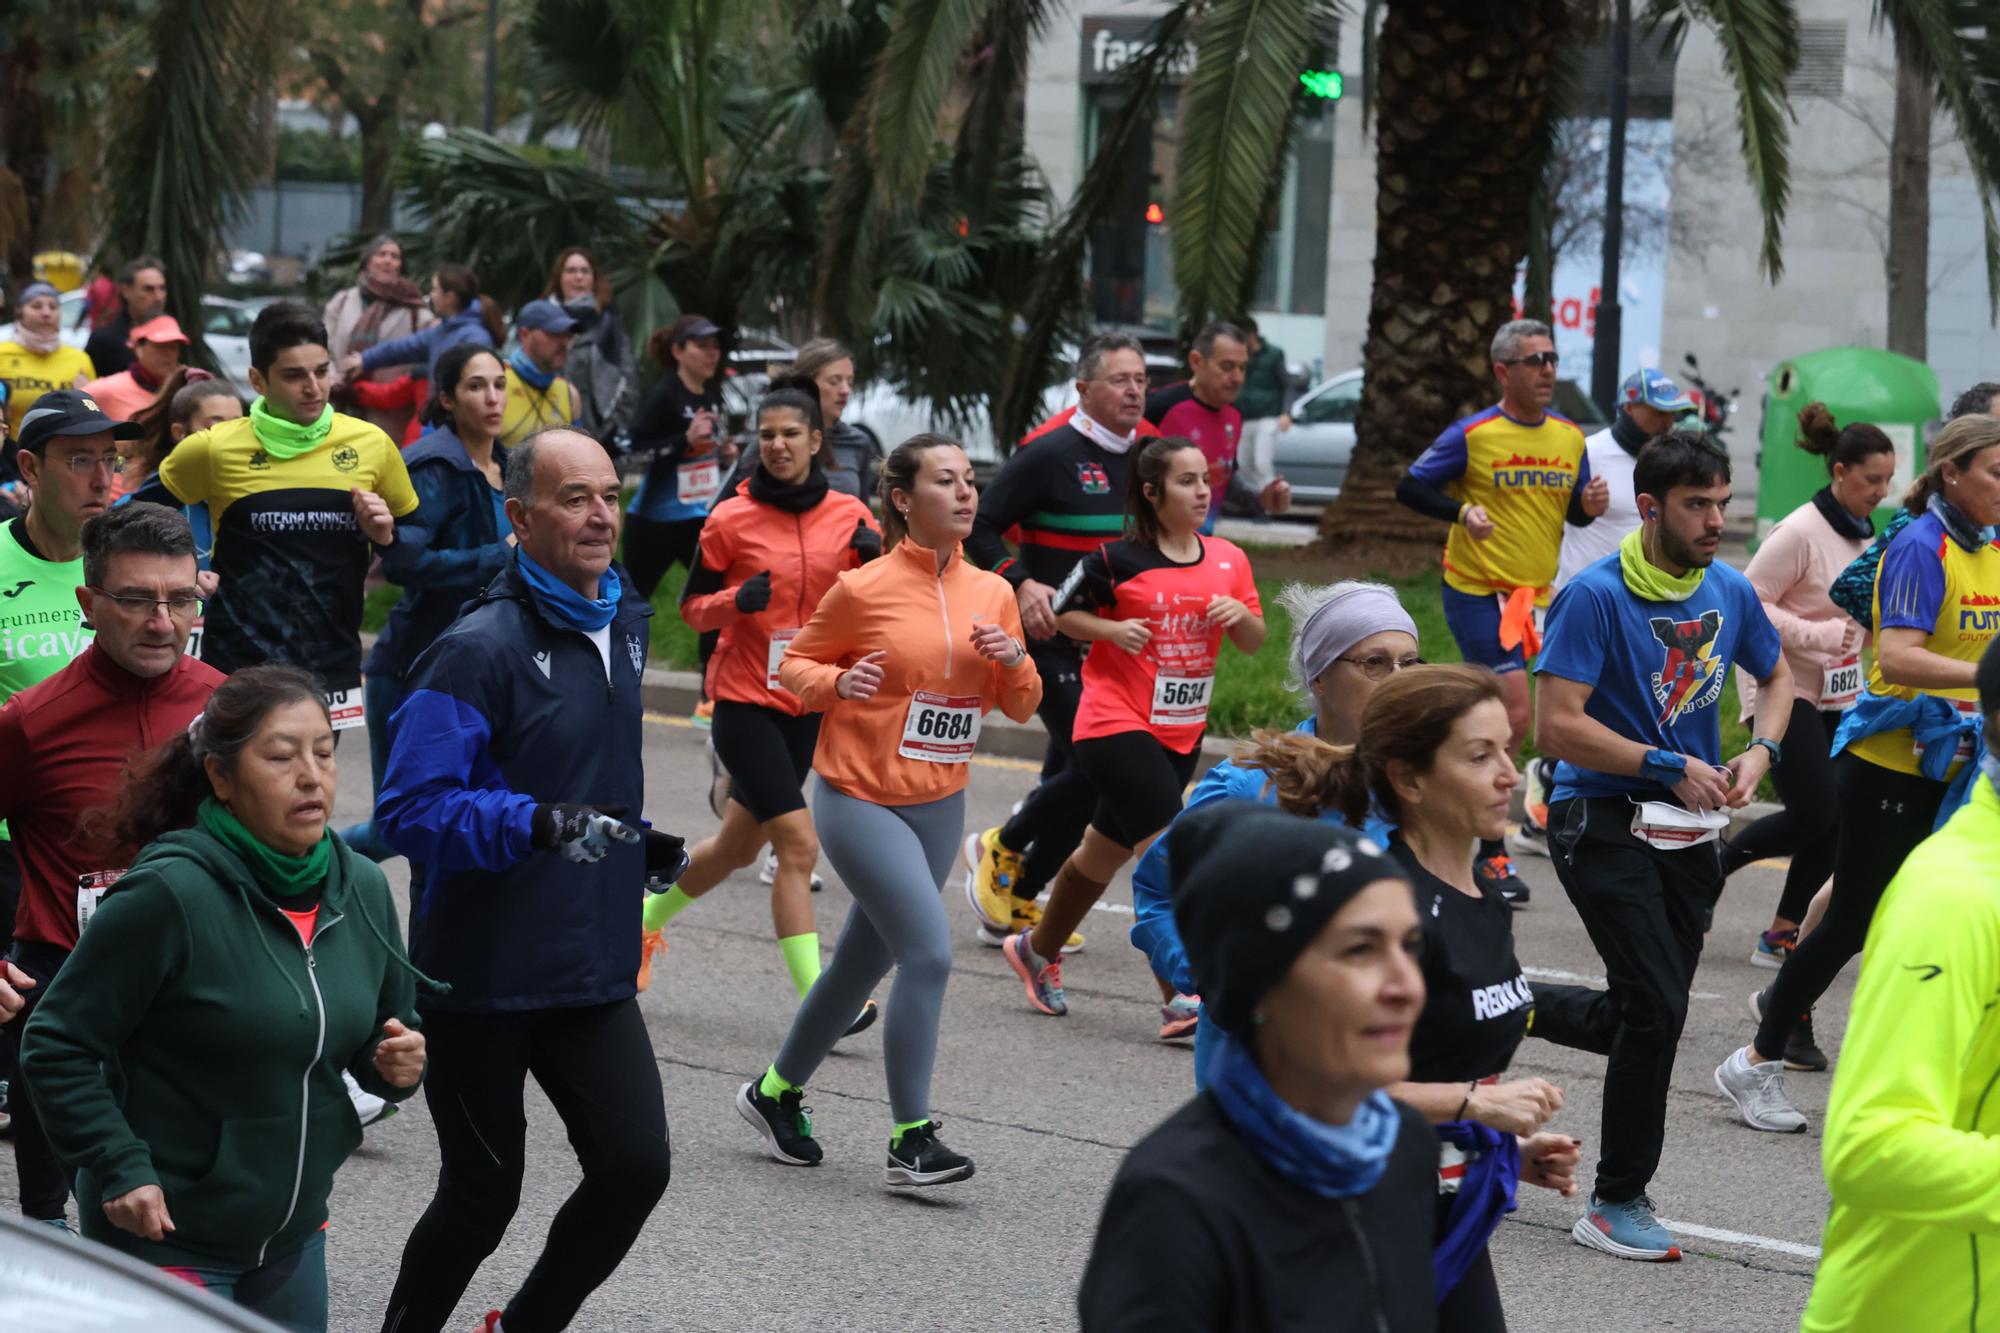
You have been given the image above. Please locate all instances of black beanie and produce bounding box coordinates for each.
[1169,802,1409,1035]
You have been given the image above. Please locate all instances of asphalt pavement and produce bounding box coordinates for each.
[5,710,1835,1332]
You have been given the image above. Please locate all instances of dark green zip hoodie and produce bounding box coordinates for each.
[19,825,428,1270]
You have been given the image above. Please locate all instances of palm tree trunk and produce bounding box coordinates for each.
[1885,34,1931,362]
[1316,0,1572,565]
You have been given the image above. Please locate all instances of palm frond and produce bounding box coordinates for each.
[1656,0,1799,280]
[954,0,1060,211]
[1877,0,2000,317]
[867,0,988,202]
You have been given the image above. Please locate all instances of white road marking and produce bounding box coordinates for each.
[1524,964,1722,1002]
[1656,1218,1821,1261]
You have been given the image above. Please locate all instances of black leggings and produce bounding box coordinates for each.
[381,1000,670,1333]
[5,939,70,1221]
[998,635,1093,900]
[1436,1195,1507,1333]
[1722,699,1844,923]
[1752,754,1945,1060]
[1074,730,1202,848]
[711,700,820,822]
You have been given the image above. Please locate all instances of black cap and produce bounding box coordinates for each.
[17,389,145,454]
[1169,803,1409,1034]
[675,316,722,342]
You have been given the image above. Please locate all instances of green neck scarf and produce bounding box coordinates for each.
[249,397,335,460]
[1618,527,1705,603]
[197,797,331,898]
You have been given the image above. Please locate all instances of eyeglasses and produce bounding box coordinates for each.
[89,588,202,618]
[1501,351,1560,369]
[59,452,123,475]
[1336,653,1424,681]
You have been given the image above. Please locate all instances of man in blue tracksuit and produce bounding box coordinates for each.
[375,429,688,1333]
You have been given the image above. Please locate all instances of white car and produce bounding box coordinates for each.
[0,289,260,394]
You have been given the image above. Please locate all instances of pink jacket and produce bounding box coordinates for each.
[1739,497,1868,714]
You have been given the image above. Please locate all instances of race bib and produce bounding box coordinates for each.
[899,691,981,764]
[1150,672,1214,728]
[76,869,124,934]
[677,458,722,507]
[325,686,366,732]
[185,616,204,661]
[1821,654,1862,710]
[766,629,799,692]
[1628,799,1731,851]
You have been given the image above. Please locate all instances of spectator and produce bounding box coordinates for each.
[542,247,634,443]
[79,262,117,331]
[323,235,434,442]
[83,257,168,378]
[344,263,502,387]
[81,315,189,426]
[498,299,581,446]
[0,281,96,439]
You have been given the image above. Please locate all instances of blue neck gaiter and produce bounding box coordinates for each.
[1206,1030,1401,1198]
[516,548,620,631]
[510,348,556,391]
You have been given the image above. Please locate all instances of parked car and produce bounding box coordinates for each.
[0,289,261,396]
[1272,371,1608,505]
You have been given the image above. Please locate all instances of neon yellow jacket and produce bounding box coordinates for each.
[1803,773,2000,1332]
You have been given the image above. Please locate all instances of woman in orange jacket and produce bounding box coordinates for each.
[736,433,1041,1188]
[642,384,880,1017]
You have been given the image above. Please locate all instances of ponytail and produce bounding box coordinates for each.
[1235,730,1371,824]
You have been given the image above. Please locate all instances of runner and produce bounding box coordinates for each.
[497,300,581,447]
[1719,406,1892,1049]
[962,332,1149,953]
[80,314,188,424]
[0,503,219,1231]
[155,303,419,718]
[375,430,687,1333]
[340,344,513,867]
[1130,580,1419,1058]
[1797,637,2000,1331]
[1001,437,1265,1017]
[1143,319,1291,527]
[736,434,1039,1187]
[83,257,168,379]
[345,263,504,385]
[721,342,880,501]
[0,281,95,436]
[1716,413,2000,1134]
[19,665,424,1330]
[1398,318,1610,903]
[641,383,880,1015]
[1078,809,1437,1332]
[622,314,730,600]
[1533,431,1789,1261]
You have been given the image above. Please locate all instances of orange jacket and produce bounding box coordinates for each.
[780,536,1042,806]
[681,480,879,715]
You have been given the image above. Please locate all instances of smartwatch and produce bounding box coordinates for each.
[1640,749,1688,786]
[1748,737,1783,767]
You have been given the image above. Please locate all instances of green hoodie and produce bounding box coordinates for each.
[20,825,427,1270]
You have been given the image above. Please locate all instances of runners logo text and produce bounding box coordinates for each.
[1647,610,1725,724]
[1491,453,1575,490]
[1959,591,2000,634]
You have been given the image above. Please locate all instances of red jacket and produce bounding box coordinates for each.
[680,479,880,715]
[0,645,223,951]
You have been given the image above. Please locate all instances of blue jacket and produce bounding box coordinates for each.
[367,427,511,680]
[360,303,495,379]
[375,554,654,1013]
[1130,717,1397,994]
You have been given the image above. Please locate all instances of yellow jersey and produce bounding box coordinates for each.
[499,366,577,447]
[1407,405,1590,603]
[0,343,96,434]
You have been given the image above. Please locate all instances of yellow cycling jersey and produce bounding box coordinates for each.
[0,343,96,434]
[1407,405,1589,603]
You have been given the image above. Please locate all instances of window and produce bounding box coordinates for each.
[1298,375,1360,424]
[1787,22,1847,98]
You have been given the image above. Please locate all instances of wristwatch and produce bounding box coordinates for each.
[1747,737,1783,767]
[1640,749,1687,786]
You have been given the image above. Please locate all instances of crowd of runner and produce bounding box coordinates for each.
[0,252,1994,1332]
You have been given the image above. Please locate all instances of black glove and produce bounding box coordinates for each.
[736,570,773,613]
[531,803,639,864]
[852,520,882,563]
[642,829,690,888]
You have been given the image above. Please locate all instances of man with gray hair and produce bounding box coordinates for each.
[962,332,1150,954]
[1144,318,1291,528]
[1396,318,1609,904]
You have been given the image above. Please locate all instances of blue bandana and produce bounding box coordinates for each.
[516,547,621,631]
[510,348,556,391]
[1206,1030,1401,1198]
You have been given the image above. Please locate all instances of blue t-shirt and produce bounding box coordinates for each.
[1536,553,1781,802]
[488,485,508,536]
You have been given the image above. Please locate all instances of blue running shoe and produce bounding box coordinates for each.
[1572,1193,1682,1262]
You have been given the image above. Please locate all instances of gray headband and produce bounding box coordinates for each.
[1299,583,1418,683]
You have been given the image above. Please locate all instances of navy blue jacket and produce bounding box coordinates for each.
[375,555,653,1013]
[368,427,511,681]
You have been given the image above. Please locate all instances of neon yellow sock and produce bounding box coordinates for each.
[759,1064,799,1100]
[779,932,821,1000]
[643,884,696,932]
[892,1119,929,1147]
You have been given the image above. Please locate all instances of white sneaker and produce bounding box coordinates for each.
[343,1069,396,1128]
[1713,1046,1807,1133]
[759,850,824,892]
[1505,821,1551,860]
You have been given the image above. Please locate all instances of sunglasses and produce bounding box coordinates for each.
[1502,351,1560,369]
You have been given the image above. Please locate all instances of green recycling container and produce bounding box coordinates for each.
[1755,347,1939,549]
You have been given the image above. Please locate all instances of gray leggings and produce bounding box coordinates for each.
[774,781,964,1124]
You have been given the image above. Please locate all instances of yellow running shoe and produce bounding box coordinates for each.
[961,826,1023,932]
[637,927,668,991]
[981,897,1085,955]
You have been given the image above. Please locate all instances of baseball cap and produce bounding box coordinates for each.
[673,316,722,342]
[17,389,146,453]
[1621,367,1696,414]
[516,299,581,335]
[129,314,191,347]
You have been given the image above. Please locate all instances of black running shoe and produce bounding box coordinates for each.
[736,1077,822,1166]
[1476,852,1529,907]
[884,1121,974,1187]
[1784,1012,1829,1072]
